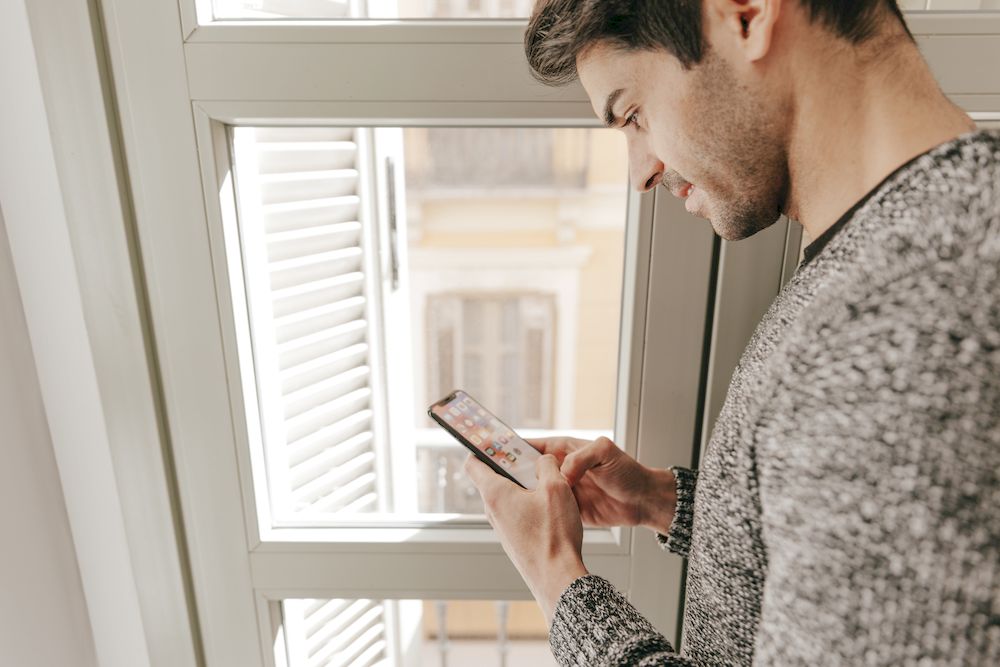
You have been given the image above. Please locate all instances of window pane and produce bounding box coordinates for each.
[212,0,537,20]
[898,0,1000,9]
[210,0,1000,20]
[227,126,628,527]
[278,598,555,666]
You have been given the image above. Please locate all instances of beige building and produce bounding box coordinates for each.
[404,127,629,432]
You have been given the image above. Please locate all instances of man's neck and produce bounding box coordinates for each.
[784,34,976,241]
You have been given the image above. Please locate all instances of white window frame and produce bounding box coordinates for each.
[8,0,999,665]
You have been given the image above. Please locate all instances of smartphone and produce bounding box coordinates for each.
[428,389,541,490]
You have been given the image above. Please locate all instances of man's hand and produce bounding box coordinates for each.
[528,436,677,535]
[464,454,588,625]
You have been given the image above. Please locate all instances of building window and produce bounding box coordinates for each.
[426,292,555,428]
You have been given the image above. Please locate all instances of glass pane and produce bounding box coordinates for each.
[212,0,537,20]
[278,598,555,666]
[898,0,1000,9]
[226,125,628,527]
[210,0,1000,20]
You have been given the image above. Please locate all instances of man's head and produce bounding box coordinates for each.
[526,0,911,240]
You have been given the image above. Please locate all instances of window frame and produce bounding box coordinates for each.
[190,102,661,664]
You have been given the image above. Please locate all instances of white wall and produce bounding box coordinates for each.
[0,207,99,667]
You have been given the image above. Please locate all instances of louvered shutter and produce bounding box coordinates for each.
[518,295,555,428]
[426,295,459,413]
[231,127,384,519]
[282,599,391,667]
[426,293,555,428]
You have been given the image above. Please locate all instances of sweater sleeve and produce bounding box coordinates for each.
[549,575,698,666]
[655,466,697,557]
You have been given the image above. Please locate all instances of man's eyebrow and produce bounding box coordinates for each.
[603,88,625,127]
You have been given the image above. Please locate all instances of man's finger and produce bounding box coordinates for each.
[535,453,562,483]
[463,454,516,500]
[463,454,496,488]
[560,438,616,486]
[525,438,551,454]
[526,437,583,461]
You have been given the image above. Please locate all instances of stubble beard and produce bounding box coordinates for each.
[687,53,790,241]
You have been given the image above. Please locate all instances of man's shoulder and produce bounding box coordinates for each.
[843,129,1000,293]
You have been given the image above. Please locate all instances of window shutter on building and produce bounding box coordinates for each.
[232,127,384,519]
[518,295,554,426]
[426,293,555,429]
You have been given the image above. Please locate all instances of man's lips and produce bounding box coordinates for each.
[663,175,705,216]
[662,173,695,200]
[667,182,695,200]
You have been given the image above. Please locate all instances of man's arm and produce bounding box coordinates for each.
[464,449,706,666]
[751,266,1000,664]
[550,575,698,666]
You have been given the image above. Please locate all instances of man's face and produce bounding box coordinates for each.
[578,42,790,241]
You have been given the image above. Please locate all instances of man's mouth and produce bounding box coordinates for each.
[684,184,704,215]
[662,173,694,201]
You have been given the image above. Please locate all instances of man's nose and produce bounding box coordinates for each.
[629,151,665,193]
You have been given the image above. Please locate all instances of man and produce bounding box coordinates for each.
[463,0,1000,664]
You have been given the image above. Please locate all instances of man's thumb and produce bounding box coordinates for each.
[535,454,563,483]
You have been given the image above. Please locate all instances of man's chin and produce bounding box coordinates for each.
[709,212,783,242]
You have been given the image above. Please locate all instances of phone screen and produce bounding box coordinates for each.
[428,389,541,490]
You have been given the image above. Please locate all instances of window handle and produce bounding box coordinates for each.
[385,156,400,291]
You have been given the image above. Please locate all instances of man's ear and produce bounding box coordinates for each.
[705,0,782,63]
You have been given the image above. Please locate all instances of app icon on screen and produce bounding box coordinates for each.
[485,447,495,456]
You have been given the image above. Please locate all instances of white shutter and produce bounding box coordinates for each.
[426,293,555,428]
[283,599,391,667]
[426,295,459,409]
[232,127,384,519]
[518,295,555,428]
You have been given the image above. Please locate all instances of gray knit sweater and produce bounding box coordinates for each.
[550,130,1000,666]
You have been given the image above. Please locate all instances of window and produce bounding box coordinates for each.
[426,292,555,428]
[898,0,1000,9]
[212,0,536,20]
[230,125,626,528]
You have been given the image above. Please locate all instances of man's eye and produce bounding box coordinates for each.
[625,112,640,129]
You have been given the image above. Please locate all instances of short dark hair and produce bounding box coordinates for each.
[525,0,910,85]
